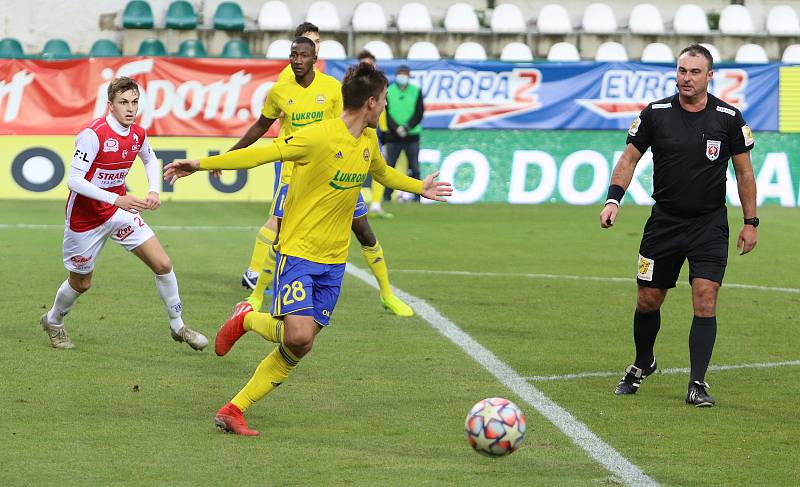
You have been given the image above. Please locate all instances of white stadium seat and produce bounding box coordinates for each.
[719,5,755,35]
[537,4,573,34]
[266,39,292,59]
[500,42,533,62]
[490,3,526,33]
[595,41,628,62]
[306,1,341,31]
[629,4,664,34]
[407,41,440,60]
[352,2,388,32]
[318,39,346,59]
[641,42,674,63]
[673,4,710,35]
[362,40,393,60]
[444,3,480,33]
[258,1,293,31]
[735,43,768,63]
[700,43,721,63]
[547,42,580,61]
[454,42,487,61]
[581,3,617,34]
[397,3,433,32]
[766,5,800,36]
[783,44,800,63]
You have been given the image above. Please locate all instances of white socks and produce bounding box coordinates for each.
[47,280,81,325]
[154,269,185,333]
[369,202,383,212]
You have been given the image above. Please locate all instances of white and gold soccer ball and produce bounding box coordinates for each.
[464,397,526,457]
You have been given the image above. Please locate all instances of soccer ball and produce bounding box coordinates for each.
[464,397,526,457]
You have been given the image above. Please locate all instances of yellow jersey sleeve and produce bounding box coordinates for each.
[260,82,282,120]
[197,125,321,171]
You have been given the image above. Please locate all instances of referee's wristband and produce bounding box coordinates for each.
[605,184,625,206]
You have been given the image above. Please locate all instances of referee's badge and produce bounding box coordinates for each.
[637,254,654,281]
[706,140,721,161]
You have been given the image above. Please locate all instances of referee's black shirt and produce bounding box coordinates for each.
[626,93,755,217]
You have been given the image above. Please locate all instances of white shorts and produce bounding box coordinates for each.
[63,208,155,274]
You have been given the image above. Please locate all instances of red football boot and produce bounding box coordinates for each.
[214,402,259,436]
[214,301,253,356]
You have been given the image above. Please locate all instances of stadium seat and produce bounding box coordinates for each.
[407,41,440,60]
[454,42,487,61]
[258,1,293,30]
[0,37,25,58]
[306,1,341,31]
[547,42,580,61]
[363,40,394,60]
[40,39,73,60]
[397,3,433,32]
[581,3,617,34]
[595,41,628,62]
[537,4,573,34]
[783,44,800,63]
[138,38,167,56]
[700,43,721,63]
[89,39,121,57]
[318,40,346,59]
[490,3,525,33]
[175,39,207,57]
[719,5,755,35]
[221,39,250,58]
[352,2,388,32]
[165,0,197,30]
[629,4,664,34]
[445,3,480,33]
[214,2,245,31]
[500,42,533,62]
[673,4,709,35]
[640,42,673,63]
[766,5,800,36]
[266,39,292,59]
[122,0,154,29]
[735,43,768,63]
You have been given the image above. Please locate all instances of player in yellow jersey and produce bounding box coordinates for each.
[164,62,452,436]
[238,23,415,318]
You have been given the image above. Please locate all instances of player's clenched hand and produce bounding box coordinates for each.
[114,194,149,213]
[420,171,453,202]
[600,203,619,228]
[163,159,200,184]
[210,170,222,179]
[145,191,161,210]
[737,225,758,255]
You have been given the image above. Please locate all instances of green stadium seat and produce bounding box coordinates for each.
[176,39,207,57]
[138,38,167,56]
[214,2,245,31]
[221,39,250,58]
[123,0,155,29]
[0,38,25,58]
[165,0,197,30]
[40,39,73,60]
[89,39,121,57]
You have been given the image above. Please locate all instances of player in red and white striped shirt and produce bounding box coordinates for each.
[41,77,208,351]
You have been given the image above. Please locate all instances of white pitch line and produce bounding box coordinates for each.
[0,223,260,231]
[391,268,800,294]
[525,360,800,382]
[345,264,659,487]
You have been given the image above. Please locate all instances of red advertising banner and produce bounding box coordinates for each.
[0,57,323,137]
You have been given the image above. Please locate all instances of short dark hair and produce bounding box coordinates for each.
[292,36,316,52]
[356,49,375,62]
[108,76,139,102]
[342,62,388,110]
[294,22,319,38]
[679,44,713,71]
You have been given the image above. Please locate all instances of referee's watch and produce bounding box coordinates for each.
[744,217,760,227]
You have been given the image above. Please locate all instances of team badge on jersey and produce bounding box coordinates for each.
[363,148,370,161]
[706,140,721,161]
[103,138,119,152]
[122,149,129,159]
[628,116,641,136]
[316,94,325,104]
[637,254,654,281]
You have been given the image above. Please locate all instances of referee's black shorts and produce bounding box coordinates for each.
[636,205,729,289]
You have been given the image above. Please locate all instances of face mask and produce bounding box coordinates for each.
[395,74,409,86]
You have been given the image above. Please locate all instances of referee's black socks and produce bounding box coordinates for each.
[689,316,717,382]
[633,309,661,368]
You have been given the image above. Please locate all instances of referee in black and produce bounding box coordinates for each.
[599,44,758,407]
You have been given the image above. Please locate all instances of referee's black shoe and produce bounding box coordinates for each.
[614,358,657,395]
[686,380,715,407]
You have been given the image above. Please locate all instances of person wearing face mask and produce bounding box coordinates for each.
[382,65,425,202]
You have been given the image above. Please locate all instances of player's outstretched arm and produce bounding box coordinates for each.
[600,143,643,228]
[163,159,200,184]
[421,171,453,202]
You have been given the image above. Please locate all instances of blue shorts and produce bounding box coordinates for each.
[270,252,345,326]
[272,184,368,219]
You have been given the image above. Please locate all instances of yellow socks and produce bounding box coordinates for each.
[231,344,299,413]
[371,178,384,206]
[361,241,392,299]
[247,238,277,310]
[243,312,283,343]
[248,225,276,272]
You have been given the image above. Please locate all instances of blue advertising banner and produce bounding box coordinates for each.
[325,61,779,131]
